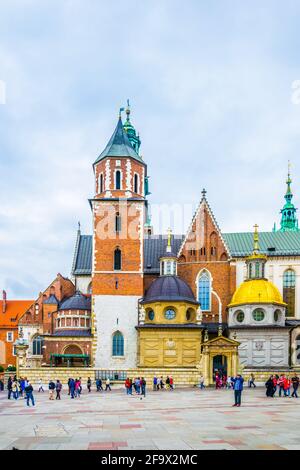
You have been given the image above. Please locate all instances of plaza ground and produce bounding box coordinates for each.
[0,386,299,450]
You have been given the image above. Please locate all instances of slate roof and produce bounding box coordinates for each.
[72,231,300,277]
[59,292,91,311]
[94,117,144,165]
[53,329,92,337]
[141,275,199,305]
[43,294,58,304]
[223,231,300,257]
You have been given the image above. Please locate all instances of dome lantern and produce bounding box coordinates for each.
[159,228,177,276]
[246,224,267,280]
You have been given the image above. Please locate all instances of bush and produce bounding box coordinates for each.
[0,365,4,373]
[6,365,16,372]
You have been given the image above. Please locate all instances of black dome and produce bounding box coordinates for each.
[59,291,91,311]
[142,276,198,304]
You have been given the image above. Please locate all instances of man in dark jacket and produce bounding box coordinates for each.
[291,375,299,398]
[55,380,62,400]
[232,374,244,407]
[48,380,56,400]
[25,382,35,407]
[7,376,13,399]
[69,378,75,398]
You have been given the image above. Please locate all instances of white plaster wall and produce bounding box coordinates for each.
[229,329,289,367]
[93,295,139,369]
[234,258,300,318]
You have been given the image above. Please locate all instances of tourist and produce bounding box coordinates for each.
[38,378,44,392]
[19,378,25,397]
[141,377,146,397]
[0,378,4,391]
[232,374,244,407]
[226,376,232,390]
[69,378,75,398]
[272,376,278,396]
[48,380,56,400]
[12,379,20,400]
[215,373,222,389]
[67,378,72,395]
[7,376,13,400]
[87,377,92,393]
[25,381,35,407]
[248,374,256,388]
[159,376,165,390]
[170,376,174,390]
[278,375,285,397]
[125,377,131,395]
[265,375,275,397]
[75,379,81,397]
[166,376,170,390]
[284,376,291,397]
[135,377,140,394]
[79,377,82,394]
[199,375,205,389]
[96,378,103,391]
[291,374,299,398]
[55,380,62,400]
[153,376,158,391]
[105,378,111,391]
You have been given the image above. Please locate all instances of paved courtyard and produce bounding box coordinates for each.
[0,386,299,450]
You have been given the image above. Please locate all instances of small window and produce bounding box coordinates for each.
[35,304,39,315]
[99,173,103,193]
[115,212,121,232]
[32,336,43,355]
[236,310,244,323]
[252,308,265,322]
[114,248,121,270]
[7,331,13,342]
[274,309,281,322]
[148,310,155,321]
[134,173,139,193]
[115,171,121,190]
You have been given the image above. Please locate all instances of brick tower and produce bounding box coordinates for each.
[90,106,150,369]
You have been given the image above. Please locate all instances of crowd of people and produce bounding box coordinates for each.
[5,375,35,406]
[265,374,299,398]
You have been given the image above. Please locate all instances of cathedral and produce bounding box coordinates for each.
[15,103,300,385]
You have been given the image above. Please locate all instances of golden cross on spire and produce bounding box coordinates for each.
[253,224,259,253]
[167,227,172,247]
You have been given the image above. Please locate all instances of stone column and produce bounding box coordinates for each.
[14,339,29,379]
[203,352,210,386]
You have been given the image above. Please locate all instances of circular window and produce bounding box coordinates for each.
[165,308,176,320]
[236,310,244,323]
[148,310,155,321]
[252,308,265,322]
[274,309,281,322]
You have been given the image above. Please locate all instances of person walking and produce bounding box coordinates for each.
[153,376,158,391]
[169,376,174,390]
[141,377,146,397]
[291,374,299,398]
[69,378,75,399]
[7,376,13,400]
[25,382,35,407]
[125,378,131,395]
[232,374,244,407]
[272,376,278,396]
[105,378,111,391]
[265,375,275,397]
[166,376,170,390]
[159,376,164,390]
[135,377,140,394]
[284,376,291,397]
[48,380,55,400]
[55,380,62,400]
[199,375,205,389]
[38,379,44,393]
[278,375,285,397]
[96,378,103,391]
[12,380,19,400]
[75,379,81,398]
[248,374,256,388]
[87,377,92,393]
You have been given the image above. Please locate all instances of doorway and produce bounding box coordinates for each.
[213,355,227,379]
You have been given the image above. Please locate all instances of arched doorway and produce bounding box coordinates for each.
[213,355,227,379]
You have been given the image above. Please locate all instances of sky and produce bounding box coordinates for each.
[1,0,300,299]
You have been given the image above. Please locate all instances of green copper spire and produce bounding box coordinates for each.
[279,162,299,232]
[123,99,141,154]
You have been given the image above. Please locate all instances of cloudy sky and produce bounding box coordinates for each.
[1,0,300,299]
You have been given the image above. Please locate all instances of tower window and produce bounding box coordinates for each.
[134,173,139,193]
[198,270,211,311]
[114,248,121,270]
[115,171,121,190]
[112,331,124,356]
[115,212,121,232]
[98,173,103,193]
[283,269,296,317]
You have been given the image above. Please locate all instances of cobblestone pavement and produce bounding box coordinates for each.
[0,386,299,450]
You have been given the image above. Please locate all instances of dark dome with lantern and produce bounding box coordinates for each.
[142,275,199,305]
[58,291,91,311]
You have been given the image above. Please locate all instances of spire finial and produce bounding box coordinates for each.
[78,221,81,232]
[119,106,125,118]
[201,188,207,199]
[167,227,172,248]
[253,224,259,254]
[125,99,130,121]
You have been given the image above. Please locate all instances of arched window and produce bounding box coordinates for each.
[112,331,124,356]
[115,171,121,190]
[98,173,103,193]
[32,336,43,355]
[283,269,296,317]
[87,282,92,294]
[115,212,121,232]
[114,248,121,270]
[134,173,139,193]
[198,270,211,311]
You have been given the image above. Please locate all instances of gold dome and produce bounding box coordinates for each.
[228,279,286,307]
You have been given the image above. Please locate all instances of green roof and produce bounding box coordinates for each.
[94,116,144,165]
[223,231,300,257]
